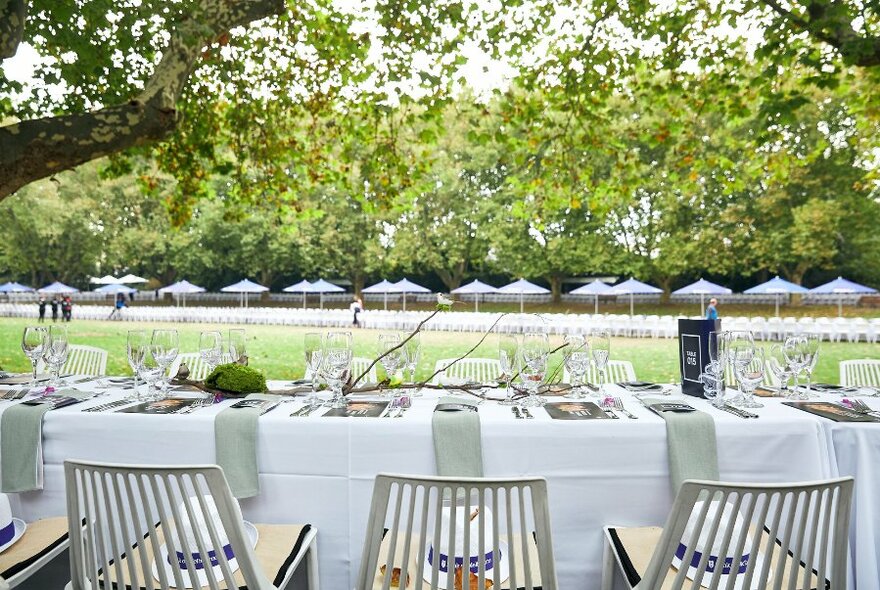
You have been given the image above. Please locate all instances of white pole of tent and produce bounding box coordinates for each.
[474,294,478,313]
[839,295,843,318]
[320,292,324,310]
[700,293,705,317]
[302,293,306,309]
[775,293,780,317]
[630,293,634,317]
[519,292,524,314]
[383,292,388,310]
[403,292,407,312]
[594,294,599,315]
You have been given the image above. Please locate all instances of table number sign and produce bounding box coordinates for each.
[678,318,721,397]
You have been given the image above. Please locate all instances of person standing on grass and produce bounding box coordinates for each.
[705,297,719,320]
[350,296,363,327]
[50,297,59,322]
[38,297,46,322]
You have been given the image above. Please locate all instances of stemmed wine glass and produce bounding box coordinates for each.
[403,332,421,394]
[563,334,590,399]
[767,343,794,398]
[322,331,352,409]
[732,347,766,408]
[800,333,820,397]
[138,346,164,401]
[725,331,755,404]
[303,332,323,406]
[43,325,69,388]
[228,329,246,363]
[151,329,179,399]
[589,329,611,396]
[377,333,404,395]
[126,330,147,400]
[783,336,809,400]
[498,334,519,406]
[519,332,549,407]
[199,331,223,375]
[21,326,47,388]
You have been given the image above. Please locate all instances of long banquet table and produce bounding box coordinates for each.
[4,381,878,590]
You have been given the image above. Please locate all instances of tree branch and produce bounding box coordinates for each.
[0,0,285,200]
[0,0,26,59]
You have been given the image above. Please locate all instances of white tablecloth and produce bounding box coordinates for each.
[5,383,874,589]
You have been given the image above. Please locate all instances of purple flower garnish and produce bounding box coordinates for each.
[842,398,853,408]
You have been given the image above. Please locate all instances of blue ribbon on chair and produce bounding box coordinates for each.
[0,520,14,546]
[428,546,498,574]
[675,543,749,575]
[170,544,235,570]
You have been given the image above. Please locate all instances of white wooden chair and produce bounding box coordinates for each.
[169,352,213,381]
[840,359,880,388]
[356,473,558,590]
[64,461,319,590]
[602,477,853,590]
[0,515,69,589]
[431,358,502,385]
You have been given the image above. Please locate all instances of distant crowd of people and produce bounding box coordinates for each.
[37,296,73,322]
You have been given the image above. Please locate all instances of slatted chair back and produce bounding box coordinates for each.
[840,359,880,387]
[64,461,273,590]
[431,358,502,385]
[357,473,557,590]
[169,352,213,381]
[64,344,108,376]
[584,360,636,384]
[640,477,853,590]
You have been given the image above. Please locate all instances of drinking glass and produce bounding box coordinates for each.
[589,329,611,396]
[725,331,755,404]
[767,343,794,398]
[497,334,519,406]
[700,361,724,407]
[403,332,421,384]
[782,336,808,399]
[733,347,765,408]
[21,326,47,388]
[563,334,590,399]
[303,332,323,406]
[151,329,179,397]
[800,333,820,397]
[519,332,548,407]
[43,325,69,388]
[228,329,247,363]
[199,331,223,375]
[377,333,404,384]
[138,346,164,401]
[126,330,147,400]
[322,331,352,408]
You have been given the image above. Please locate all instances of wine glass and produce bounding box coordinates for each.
[563,334,590,399]
[21,326,47,388]
[498,334,519,406]
[126,330,147,400]
[138,346,164,401]
[199,331,223,375]
[303,332,323,406]
[733,347,765,408]
[519,332,549,407]
[151,329,179,397]
[403,332,421,385]
[43,325,69,388]
[322,331,352,408]
[800,333,820,397]
[725,331,755,404]
[589,329,611,396]
[377,333,404,385]
[228,329,246,363]
[783,336,808,400]
[767,343,794,398]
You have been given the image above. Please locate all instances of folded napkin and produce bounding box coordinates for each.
[1,390,92,493]
[431,396,483,477]
[642,397,719,493]
[214,393,277,499]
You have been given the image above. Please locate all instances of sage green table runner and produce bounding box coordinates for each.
[1,390,92,493]
[642,397,719,492]
[214,393,277,498]
[431,396,483,477]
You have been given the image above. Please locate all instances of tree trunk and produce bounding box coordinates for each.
[0,0,284,200]
[353,275,365,298]
[0,0,26,59]
[656,277,673,303]
[549,275,562,304]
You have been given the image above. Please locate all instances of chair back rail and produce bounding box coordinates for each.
[840,359,880,387]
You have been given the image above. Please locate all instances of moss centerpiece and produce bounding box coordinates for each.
[204,363,267,397]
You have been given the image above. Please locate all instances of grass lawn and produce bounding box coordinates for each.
[1,317,877,385]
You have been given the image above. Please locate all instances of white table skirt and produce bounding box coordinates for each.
[6,383,874,589]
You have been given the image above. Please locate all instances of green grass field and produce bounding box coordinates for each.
[2,317,877,384]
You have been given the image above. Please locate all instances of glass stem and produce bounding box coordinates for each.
[31,359,37,386]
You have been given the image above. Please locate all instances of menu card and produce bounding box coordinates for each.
[544,401,611,420]
[783,401,880,423]
[323,401,389,418]
[118,398,199,415]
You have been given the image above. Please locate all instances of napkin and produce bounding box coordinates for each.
[1,390,92,493]
[431,396,483,477]
[642,397,719,493]
[214,393,277,499]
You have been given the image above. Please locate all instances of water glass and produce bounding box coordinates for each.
[151,329,179,396]
[800,333,820,397]
[589,329,611,395]
[700,361,725,407]
[377,333,404,383]
[733,347,765,408]
[126,330,147,400]
[138,347,165,401]
[563,334,590,399]
[199,331,223,375]
[43,325,69,388]
[303,332,323,406]
[498,334,519,406]
[21,326,47,388]
[519,332,548,407]
[767,343,794,398]
[403,332,421,384]
[228,329,247,363]
[322,331,352,408]
[782,336,809,399]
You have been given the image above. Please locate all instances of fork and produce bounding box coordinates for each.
[612,397,638,419]
[848,399,880,416]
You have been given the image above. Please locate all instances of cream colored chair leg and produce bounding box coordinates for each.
[602,535,616,590]
[307,541,320,590]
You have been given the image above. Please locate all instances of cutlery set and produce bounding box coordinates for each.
[716,404,759,419]
[82,399,133,413]
[511,407,534,419]
[291,404,321,417]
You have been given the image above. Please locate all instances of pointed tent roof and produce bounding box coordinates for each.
[808,276,877,294]
[311,279,345,293]
[393,278,431,293]
[95,284,137,294]
[90,275,120,285]
[118,273,148,284]
[673,278,732,295]
[220,278,269,293]
[39,281,79,294]
[0,281,35,293]
[744,276,808,295]
[282,279,316,293]
[362,279,397,293]
[497,278,550,294]
[451,280,498,294]
[158,280,206,295]
[607,278,662,295]
[569,281,612,295]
